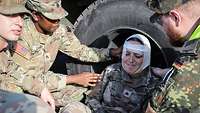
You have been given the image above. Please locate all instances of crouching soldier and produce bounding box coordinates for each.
[0,0,55,112]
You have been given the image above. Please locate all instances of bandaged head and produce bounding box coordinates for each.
[122,34,151,74]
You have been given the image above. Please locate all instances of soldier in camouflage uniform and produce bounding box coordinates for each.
[146,0,200,113]
[0,0,121,112]
[86,34,167,113]
[0,0,55,112]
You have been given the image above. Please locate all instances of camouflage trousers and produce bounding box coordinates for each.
[59,101,91,113]
[52,84,88,107]
[0,89,55,113]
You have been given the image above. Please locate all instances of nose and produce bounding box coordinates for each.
[129,53,135,63]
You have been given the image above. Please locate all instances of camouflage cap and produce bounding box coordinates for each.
[146,0,189,14]
[0,0,30,15]
[26,0,68,20]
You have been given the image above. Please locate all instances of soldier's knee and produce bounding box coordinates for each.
[59,101,91,113]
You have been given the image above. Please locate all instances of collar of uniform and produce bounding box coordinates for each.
[39,24,63,44]
[121,67,151,88]
[39,32,49,44]
[181,38,200,56]
[23,17,44,45]
[189,24,200,41]
[24,17,51,45]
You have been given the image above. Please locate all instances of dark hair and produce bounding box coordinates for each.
[126,37,144,45]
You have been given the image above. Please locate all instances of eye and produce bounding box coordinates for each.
[134,53,143,59]
[125,51,131,56]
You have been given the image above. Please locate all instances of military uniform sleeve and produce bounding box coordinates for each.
[86,67,111,112]
[4,63,66,96]
[150,59,200,113]
[57,25,111,62]
[21,70,67,96]
[162,59,200,113]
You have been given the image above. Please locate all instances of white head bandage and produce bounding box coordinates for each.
[122,34,151,73]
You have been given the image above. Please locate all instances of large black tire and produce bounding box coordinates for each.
[70,0,178,74]
[52,0,178,74]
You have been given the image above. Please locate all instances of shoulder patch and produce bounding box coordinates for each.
[14,43,31,60]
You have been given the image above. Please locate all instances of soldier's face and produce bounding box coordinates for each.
[160,13,183,44]
[36,13,60,34]
[0,14,24,41]
[122,41,144,75]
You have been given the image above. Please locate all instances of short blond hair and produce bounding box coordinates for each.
[177,0,200,19]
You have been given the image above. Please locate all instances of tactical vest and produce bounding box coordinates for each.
[101,64,161,113]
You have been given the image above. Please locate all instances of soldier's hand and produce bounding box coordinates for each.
[66,72,101,87]
[40,87,55,110]
[110,46,122,58]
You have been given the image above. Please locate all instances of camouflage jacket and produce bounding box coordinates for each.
[0,47,45,94]
[151,26,200,113]
[7,17,110,96]
[86,63,162,113]
[0,49,23,93]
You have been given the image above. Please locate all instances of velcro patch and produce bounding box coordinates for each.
[14,43,31,60]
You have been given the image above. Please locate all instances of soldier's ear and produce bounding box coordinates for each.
[169,10,182,27]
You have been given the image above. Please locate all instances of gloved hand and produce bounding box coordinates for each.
[109,46,122,58]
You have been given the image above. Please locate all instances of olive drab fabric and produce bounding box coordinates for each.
[86,63,162,113]
[26,0,68,20]
[8,16,110,106]
[150,27,200,113]
[146,0,190,14]
[0,0,30,15]
[0,89,55,113]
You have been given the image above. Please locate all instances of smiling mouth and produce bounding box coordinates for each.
[126,62,137,67]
